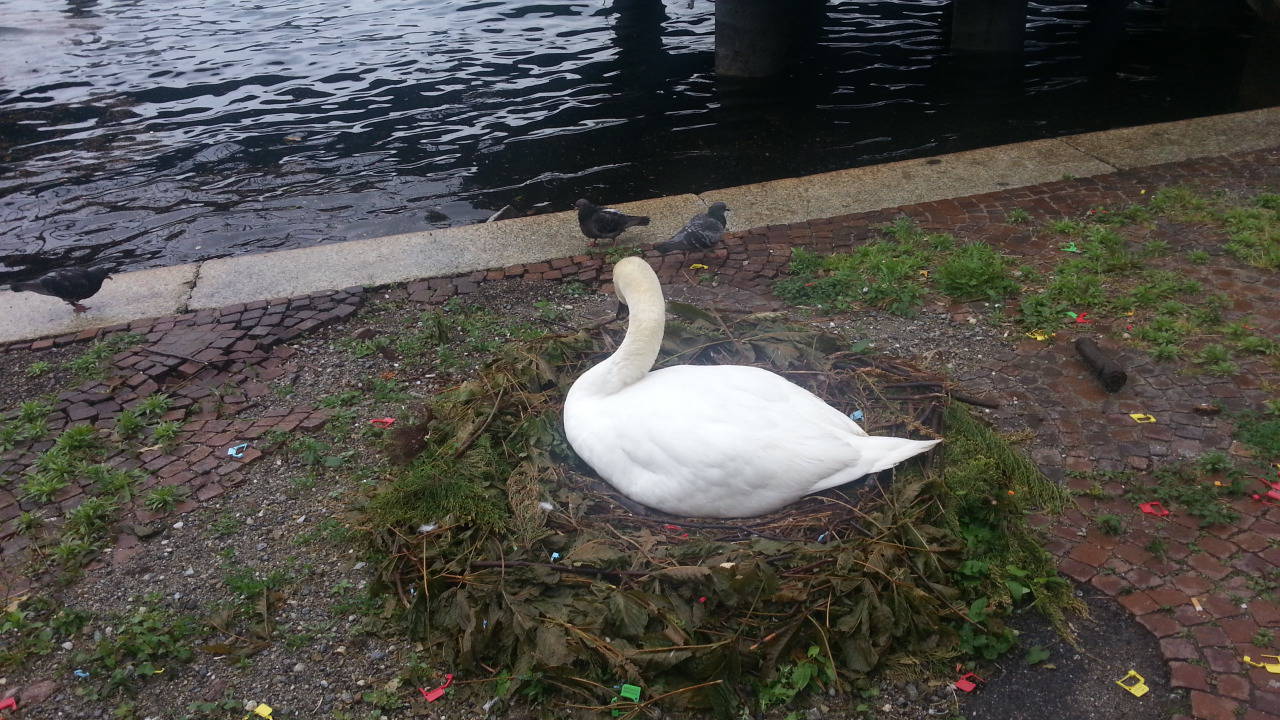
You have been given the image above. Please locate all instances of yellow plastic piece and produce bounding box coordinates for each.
[1116,670,1149,697]
[689,263,708,270]
[242,705,273,720]
[1243,655,1280,674]
[1129,413,1157,423]
[1026,330,1053,342]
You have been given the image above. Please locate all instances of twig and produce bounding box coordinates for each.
[470,560,650,578]
[950,391,1001,409]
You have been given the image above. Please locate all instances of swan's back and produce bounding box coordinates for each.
[564,363,938,518]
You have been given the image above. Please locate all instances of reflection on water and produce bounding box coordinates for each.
[0,0,1272,282]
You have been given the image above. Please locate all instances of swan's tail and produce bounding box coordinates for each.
[809,436,941,494]
[859,436,941,476]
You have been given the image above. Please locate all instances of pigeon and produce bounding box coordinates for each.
[9,266,113,313]
[574,198,650,246]
[655,202,728,253]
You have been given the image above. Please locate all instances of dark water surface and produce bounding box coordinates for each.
[0,0,1274,282]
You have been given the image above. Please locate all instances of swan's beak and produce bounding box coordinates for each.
[614,301,630,322]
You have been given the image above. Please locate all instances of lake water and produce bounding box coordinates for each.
[0,0,1273,283]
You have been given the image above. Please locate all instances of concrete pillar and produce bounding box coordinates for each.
[713,0,827,78]
[1166,0,1251,30]
[950,0,1028,53]
[714,0,790,77]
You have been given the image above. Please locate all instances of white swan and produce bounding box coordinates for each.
[563,257,941,518]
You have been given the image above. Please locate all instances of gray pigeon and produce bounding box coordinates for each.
[10,266,113,312]
[575,199,650,246]
[655,202,728,253]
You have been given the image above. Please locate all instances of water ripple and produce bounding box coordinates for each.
[0,0,1268,281]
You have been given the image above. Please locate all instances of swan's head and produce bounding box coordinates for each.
[611,256,662,320]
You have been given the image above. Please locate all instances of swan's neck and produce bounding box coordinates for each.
[581,289,665,396]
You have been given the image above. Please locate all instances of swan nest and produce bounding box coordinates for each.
[358,304,1077,716]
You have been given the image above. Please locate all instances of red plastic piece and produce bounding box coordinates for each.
[1073,312,1090,324]
[954,672,984,693]
[420,674,454,703]
[0,696,16,711]
[1138,501,1170,517]
[369,418,396,428]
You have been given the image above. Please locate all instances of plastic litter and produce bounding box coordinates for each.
[1138,501,1169,517]
[1067,311,1090,324]
[611,684,642,716]
[1128,413,1156,423]
[73,669,90,678]
[1243,655,1280,674]
[227,443,249,458]
[1251,478,1280,507]
[1026,330,1053,342]
[1115,670,1149,697]
[550,552,561,562]
[369,418,396,428]
[242,704,273,720]
[1060,242,1081,253]
[1191,597,1204,612]
[0,697,16,713]
[420,673,454,702]
[954,672,984,693]
[850,409,864,422]
[689,263,709,270]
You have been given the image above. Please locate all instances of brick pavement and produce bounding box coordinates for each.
[2,146,1278,718]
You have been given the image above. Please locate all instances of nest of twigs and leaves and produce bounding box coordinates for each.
[358,303,1079,718]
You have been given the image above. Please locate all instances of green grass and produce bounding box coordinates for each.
[64,333,145,379]
[25,360,52,377]
[1222,194,1280,269]
[935,243,1021,302]
[775,220,1017,315]
[1235,411,1280,458]
[1094,514,1126,536]
[1006,208,1032,224]
[143,486,184,512]
[70,602,201,697]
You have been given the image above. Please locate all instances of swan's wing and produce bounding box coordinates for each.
[589,366,882,510]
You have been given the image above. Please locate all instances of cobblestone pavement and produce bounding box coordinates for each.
[3,146,1279,719]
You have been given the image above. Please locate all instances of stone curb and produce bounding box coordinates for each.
[3,106,1278,345]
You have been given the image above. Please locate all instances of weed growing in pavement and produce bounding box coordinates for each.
[0,597,92,670]
[209,513,242,538]
[776,219,1018,315]
[1222,193,1280,269]
[1254,628,1276,648]
[1144,538,1168,560]
[64,332,145,379]
[319,390,363,409]
[1234,409,1280,458]
[114,409,146,439]
[142,485,184,512]
[70,599,201,698]
[1140,459,1247,527]
[25,360,52,377]
[149,420,183,449]
[17,510,45,535]
[1094,514,1126,536]
[85,464,144,503]
[533,299,568,322]
[1006,208,1032,224]
[602,244,643,263]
